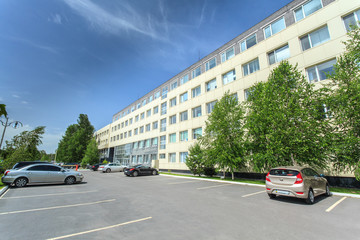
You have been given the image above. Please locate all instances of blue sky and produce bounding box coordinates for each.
[0,0,292,153]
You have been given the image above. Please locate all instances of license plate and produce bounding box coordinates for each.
[275,190,290,195]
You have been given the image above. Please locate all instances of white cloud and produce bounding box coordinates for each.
[50,14,62,24]
[12,94,20,98]
[21,101,28,104]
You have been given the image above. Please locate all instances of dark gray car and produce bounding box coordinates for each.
[1,164,84,187]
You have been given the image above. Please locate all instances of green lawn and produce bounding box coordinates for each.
[160,172,360,195]
[0,174,5,190]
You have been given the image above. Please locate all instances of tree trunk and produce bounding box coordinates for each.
[231,171,234,180]
[291,153,296,166]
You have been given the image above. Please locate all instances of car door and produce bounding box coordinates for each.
[309,168,324,195]
[26,165,49,183]
[112,163,121,172]
[45,165,65,182]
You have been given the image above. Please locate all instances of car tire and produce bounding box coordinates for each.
[152,170,157,175]
[14,177,28,188]
[65,176,76,185]
[106,168,111,173]
[133,171,139,177]
[268,193,276,199]
[306,189,315,204]
[325,184,331,197]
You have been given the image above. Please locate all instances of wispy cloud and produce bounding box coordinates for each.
[12,94,20,98]
[21,101,28,104]
[48,14,62,24]
[2,35,58,54]
[63,0,170,41]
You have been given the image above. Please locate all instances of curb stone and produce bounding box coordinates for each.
[0,185,9,198]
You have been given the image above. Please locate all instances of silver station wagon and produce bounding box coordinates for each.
[1,163,84,187]
[266,166,330,204]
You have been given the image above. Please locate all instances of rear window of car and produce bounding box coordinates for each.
[269,169,299,176]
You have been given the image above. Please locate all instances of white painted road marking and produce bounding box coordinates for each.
[242,190,266,198]
[1,190,97,199]
[168,180,199,185]
[0,187,9,200]
[47,216,153,240]
[326,197,347,212]
[0,199,115,215]
[197,184,231,190]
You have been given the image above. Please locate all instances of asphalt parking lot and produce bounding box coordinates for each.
[0,171,359,240]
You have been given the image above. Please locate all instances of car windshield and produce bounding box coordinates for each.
[269,169,299,176]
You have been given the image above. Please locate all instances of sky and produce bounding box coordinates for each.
[0,0,293,153]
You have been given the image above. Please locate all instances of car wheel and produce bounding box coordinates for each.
[132,171,139,177]
[306,189,315,204]
[268,193,276,199]
[152,170,157,175]
[325,184,331,197]
[14,177,28,188]
[65,176,76,185]
[106,168,111,173]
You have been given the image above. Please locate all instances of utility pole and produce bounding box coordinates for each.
[0,116,23,150]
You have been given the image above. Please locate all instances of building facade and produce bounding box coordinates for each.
[95,0,360,171]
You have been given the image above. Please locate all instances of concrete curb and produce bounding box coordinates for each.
[0,185,9,198]
[160,173,360,199]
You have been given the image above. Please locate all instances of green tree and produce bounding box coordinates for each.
[328,26,360,179]
[57,114,95,163]
[81,138,100,167]
[201,92,246,179]
[0,104,7,118]
[246,61,332,172]
[186,142,206,176]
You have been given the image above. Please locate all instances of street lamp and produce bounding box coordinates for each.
[0,116,23,150]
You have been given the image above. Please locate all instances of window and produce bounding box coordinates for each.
[300,25,330,51]
[161,102,167,115]
[140,112,145,120]
[180,75,189,85]
[206,100,217,114]
[134,128,138,135]
[133,142,138,149]
[180,130,188,142]
[205,57,216,71]
[169,133,176,143]
[192,86,201,98]
[192,66,201,78]
[240,34,257,51]
[125,120,128,126]
[142,99,147,106]
[124,132,127,138]
[170,81,178,90]
[243,58,260,76]
[170,97,176,107]
[180,111,188,121]
[244,89,252,101]
[152,137,158,146]
[128,130,132,137]
[307,59,336,83]
[223,70,236,85]
[180,92,188,103]
[154,91,160,99]
[169,115,176,125]
[160,118,166,132]
[169,153,176,163]
[139,141,144,148]
[264,17,286,38]
[153,121,158,130]
[268,45,290,65]
[294,0,322,22]
[192,128,202,139]
[137,102,141,109]
[135,115,139,122]
[180,152,188,163]
[343,10,360,32]
[140,126,144,134]
[148,95,153,103]
[162,86,168,99]
[146,109,151,117]
[146,124,151,132]
[160,136,166,149]
[206,79,217,92]
[129,118,133,125]
[192,106,202,118]
[145,139,150,148]
[121,122,124,128]
[221,47,235,63]
[153,106,159,114]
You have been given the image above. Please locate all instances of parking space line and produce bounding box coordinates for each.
[197,184,231,190]
[326,197,347,212]
[1,190,97,199]
[47,216,152,240]
[168,180,199,185]
[0,199,115,215]
[242,190,266,198]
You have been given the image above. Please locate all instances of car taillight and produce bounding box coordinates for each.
[4,170,10,176]
[266,172,271,182]
[296,192,304,194]
[294,173,303,184]
[130,168,135,171]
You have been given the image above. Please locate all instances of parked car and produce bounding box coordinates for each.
[90,164,101,171]
[101,163,127,173]
[266,166,330,204]
[12,161,53,169]
[1,164,84,187]
[124,164,158,177]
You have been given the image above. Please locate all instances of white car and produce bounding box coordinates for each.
[101,163,126,173]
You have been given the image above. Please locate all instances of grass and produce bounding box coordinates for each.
[160,172,360,195]
[0,174,4,190]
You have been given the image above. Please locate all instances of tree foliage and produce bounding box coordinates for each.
[0,104,7,118]
[56,114,95,163]
[245,61,332,172]
[186,142,206,176]
[327,27,360,179]
[81,138,100,167]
